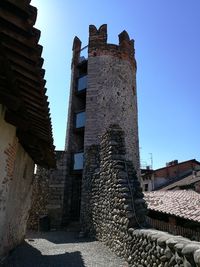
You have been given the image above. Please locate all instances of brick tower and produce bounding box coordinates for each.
[64,24,140,223]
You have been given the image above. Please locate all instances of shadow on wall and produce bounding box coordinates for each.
[1,241,86,267]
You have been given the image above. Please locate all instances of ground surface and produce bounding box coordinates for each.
[2,231,128,267]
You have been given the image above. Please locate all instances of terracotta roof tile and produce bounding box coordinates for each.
[144,190,200,223]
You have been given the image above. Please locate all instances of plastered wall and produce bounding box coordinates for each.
[0,104,34,258]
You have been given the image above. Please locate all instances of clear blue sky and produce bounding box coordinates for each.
[32,0,200,169]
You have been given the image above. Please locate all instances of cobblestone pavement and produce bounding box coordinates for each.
[2,231,128,267]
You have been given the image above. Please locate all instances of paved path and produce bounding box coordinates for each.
[2,231,128,267]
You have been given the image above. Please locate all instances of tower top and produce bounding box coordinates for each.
[88,24,135,67]
[71,24,136,69]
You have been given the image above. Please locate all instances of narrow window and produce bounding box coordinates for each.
[144,184,149,192]
[75,111,86,128]
[77,75,87,91]
[73,152,84,170]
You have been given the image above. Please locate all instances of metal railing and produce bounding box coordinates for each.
[79,45,88,63]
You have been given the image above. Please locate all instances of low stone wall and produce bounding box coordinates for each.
[127,228,200,266]
[80,125,147,237]
[27,167,50,230]
[80,124,200,266]
[28,151,67,230]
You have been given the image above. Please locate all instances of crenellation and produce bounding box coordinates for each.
[89,24,107,46]
[88,24,136,68]
[72,36,81,51]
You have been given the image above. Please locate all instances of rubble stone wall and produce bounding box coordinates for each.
[28,151,67,230]
[80,144,100,234]
[27,167,50,230]
[128,229,200,266]
[80,124,147,247]
[80,124,200,266]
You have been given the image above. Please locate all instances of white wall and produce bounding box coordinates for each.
[142,179,154,191]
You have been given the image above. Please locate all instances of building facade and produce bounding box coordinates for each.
[141,159,200,191]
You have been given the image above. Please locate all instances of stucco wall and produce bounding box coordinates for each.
[0,104,34,258]
[85,55,140,173]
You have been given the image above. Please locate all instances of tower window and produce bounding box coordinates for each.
[75,111,86,128]
[73,152,84,170]
[77,75,87,91]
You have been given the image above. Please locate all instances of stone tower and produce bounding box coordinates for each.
[65,24,140,170]
[64,24,140,223]
[85,24,139,170]
[29,24,143,229]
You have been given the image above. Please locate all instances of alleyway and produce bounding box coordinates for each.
[2,231,128,267]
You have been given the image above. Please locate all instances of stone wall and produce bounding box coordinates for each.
[47,151,67,228]
[85,56,139,171]
[27,167,50,230]
[80,144,100,235]
[0,104,34,258]
[80,124,146,237]
[80,124,200,266]
[128,228,200,266]
[28,151,67,229]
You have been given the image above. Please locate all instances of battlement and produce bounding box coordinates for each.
[89,24,107,45]
[72,24,136,68]
[88,24,135,67]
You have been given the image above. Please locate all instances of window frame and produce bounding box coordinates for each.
[72,151,84,171]
[74,110,86,129]
[76,74,87,92]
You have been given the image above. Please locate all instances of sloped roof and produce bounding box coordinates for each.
[0,0,55,167]
[160,171,200,190]
[144,190,200,223]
